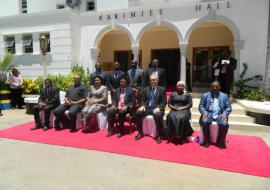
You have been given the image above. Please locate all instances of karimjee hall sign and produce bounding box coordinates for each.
[97,1,232,21]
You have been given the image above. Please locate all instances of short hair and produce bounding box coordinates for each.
[150,73,159,81]
[211,80,221,86]
[93,75,104,84]
[119,76,128,83]
[176,80,185,87]
[44,79,52,83]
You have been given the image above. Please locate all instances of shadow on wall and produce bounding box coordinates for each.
[13,54,53,67]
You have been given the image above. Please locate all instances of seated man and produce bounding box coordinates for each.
[107,77,135,138]
[31,79,60,131]
[53,75,86,132]
[199,81,232,149]
[135,73,167,144]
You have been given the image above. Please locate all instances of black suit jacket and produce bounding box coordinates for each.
[107,70,126,91]
[143,68,166,88]
[38,86,60,106]
[141,86,167,111]
[89,71,108,86]
[227,57,237,81]
[112,86,135,107]
[127,68,143,91]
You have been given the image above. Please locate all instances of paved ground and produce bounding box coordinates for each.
[0,108,270,190]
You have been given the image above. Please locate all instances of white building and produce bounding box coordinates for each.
[0,0,269,88]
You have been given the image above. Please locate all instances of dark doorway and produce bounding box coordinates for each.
[192,46,229,85]
[114,50,142,72]
[151,49,180,86]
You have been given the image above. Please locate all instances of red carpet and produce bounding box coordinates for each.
[1,121,270,178]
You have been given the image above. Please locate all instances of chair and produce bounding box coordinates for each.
[199,122,228,145]
[81,111,108,132]
[142,115,157,138]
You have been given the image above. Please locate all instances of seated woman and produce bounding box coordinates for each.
[81,76,108,132]
[166,81,193,144]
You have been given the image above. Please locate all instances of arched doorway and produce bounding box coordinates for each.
[96,28,133,72]
[138,23,181,86]
[187,21,235,87]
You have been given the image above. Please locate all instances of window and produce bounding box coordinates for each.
[57,4,65,9]
[22,35,33,53]
[21,0,27,14]
[40,33,51,53]
[86,0,95,11]
[4,36,15,54]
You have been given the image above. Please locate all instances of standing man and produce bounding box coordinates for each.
[31,79,60,131]
[135,74,167,144]
[89,62,108,86]
[53,75,86,132]
[199,81,232,149]
[127,60,143,92]
[107,77,135,138]
[219,50,237,96]
[107,61,126,96]
[143,59,166,88]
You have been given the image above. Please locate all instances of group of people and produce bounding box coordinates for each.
[31,58,232,149]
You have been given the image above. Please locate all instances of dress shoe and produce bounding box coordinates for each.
[107,131,114,137]
[156,136,163,144]
[30,124,43,130]
[217,144,226,149]
[69,128,77,133]
[135,133,143,140]
[203,143,210,148]
[117,133,122,138]
[43,126,51,131]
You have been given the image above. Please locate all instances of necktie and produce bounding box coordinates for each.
[131,68,136,78]
[149,88,155,107]
[114,71,118,78]
[213,95,219,119]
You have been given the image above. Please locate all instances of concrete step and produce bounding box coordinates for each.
[190,112,254,123]
[190,120,270,133]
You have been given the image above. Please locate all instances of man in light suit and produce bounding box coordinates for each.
[31,79,60,131]
[143,59,166,88]
[199,81,232,149]
[89,62,108,86]
[107,77,135,138]
[135,73,167,144]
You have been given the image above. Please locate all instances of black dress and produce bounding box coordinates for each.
[166,92,193,143]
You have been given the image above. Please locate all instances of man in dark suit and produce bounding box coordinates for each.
[107,77,135,138]
[53,75,86,132]
[107,61,126,96]
[89,62,108,86]
[219,50,237,96]
[135,73,167,144]
[127,60,143,92]
[199,81,232,149]
[31,79,60,131]
[143,59,166,88]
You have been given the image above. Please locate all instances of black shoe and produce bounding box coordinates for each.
[203,143,210,148]
[107,130,114,137]
[135,132,143,140]
[217,144,226,149]
[117,133,122,138]
[156,136,163,144]
[0,113,3,116]
[30,124,43,130]
[43,126,51,131]
[70,127,77,133]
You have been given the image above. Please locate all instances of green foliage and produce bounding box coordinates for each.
[0,54,15,83]
[233,63,264,101]
[22,65,89,94]
[22,79,40,94]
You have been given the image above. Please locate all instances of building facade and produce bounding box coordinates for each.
[0,0,269,89]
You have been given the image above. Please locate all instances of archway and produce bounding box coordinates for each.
[187,20,235,87]
[137,22,182,86]
[96,27,133,72]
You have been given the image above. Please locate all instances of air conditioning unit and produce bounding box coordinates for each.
[65,0,80,8]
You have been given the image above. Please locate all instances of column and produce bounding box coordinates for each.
[180,43,188,84]
[90,47,98,72]
[131,45,140,62]
[15,34,23,55]
[233,40,245,80]
[32,33,40,54]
